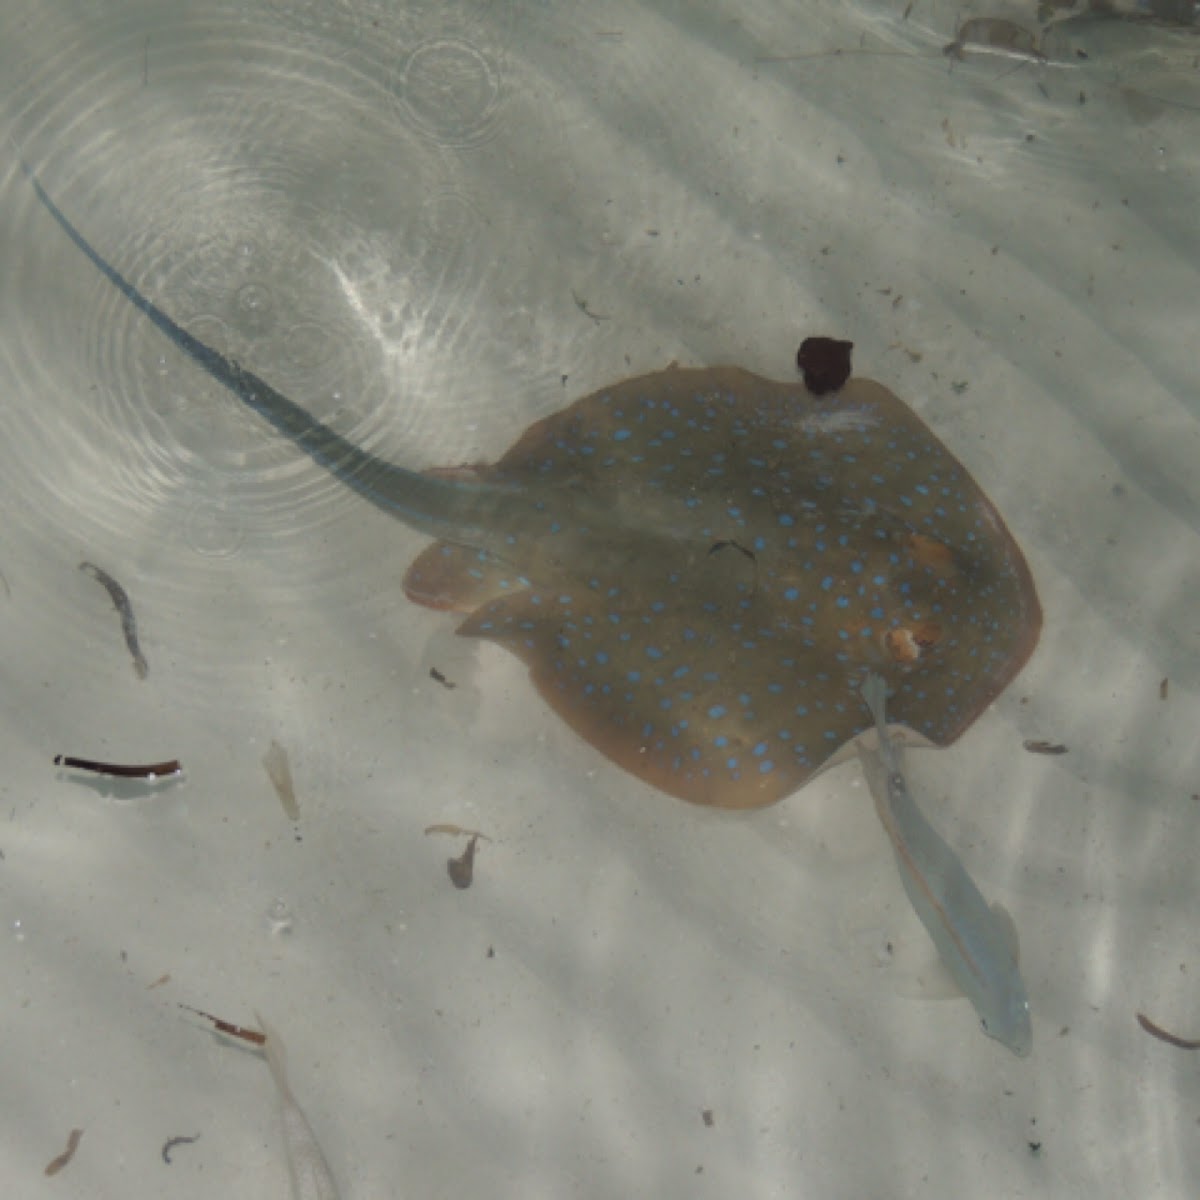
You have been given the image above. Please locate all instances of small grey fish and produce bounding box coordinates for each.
[79,561,148,678]
[858,672,1032,1056]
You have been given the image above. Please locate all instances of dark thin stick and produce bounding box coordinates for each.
[1137,1012,1200,1050]
[54,755,182,779]
[79,561,149,678]
[1023,739,1068,756]
[179,1004,266,1046]
[44,1128,83,1176]
[571,289,610,323]
[162,1133,201,1164]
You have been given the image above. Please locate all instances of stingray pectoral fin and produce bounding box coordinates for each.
[403,540,521,614]
[455,590,862,808]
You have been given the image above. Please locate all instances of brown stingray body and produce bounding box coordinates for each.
[402,367,1041,808]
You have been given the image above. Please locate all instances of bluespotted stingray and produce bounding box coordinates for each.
[25,164,1041,809]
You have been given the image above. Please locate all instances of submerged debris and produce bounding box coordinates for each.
[44,1128,83,1177]
[161,1133,201,1165]
[262,740,300,821]
[54,754,182,780]
[1022,739,1068,756]
[424,824,491,840]
[179,1004,266,1045]
[796,336,854,395]
[944,18,1046,63]
[448,835,480,889]
[1137,1011,1200,1050]
[79,560,149,679]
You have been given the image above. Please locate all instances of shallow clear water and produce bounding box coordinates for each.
[1,1,1198,1196]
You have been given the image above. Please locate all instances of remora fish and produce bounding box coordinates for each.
[858,672,1032,1056]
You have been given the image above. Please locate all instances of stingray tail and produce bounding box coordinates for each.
[17,153,497,543]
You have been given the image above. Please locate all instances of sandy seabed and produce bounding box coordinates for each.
[0,2,1197,1197]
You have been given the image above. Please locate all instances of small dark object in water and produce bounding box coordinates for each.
[1159,677,1169,700]
[179,1004,266,1045]
[262,740,299,821]
[1137,1011,1200,1050]
[430,667,457,689]
[795,337,853,395]
[161,1133,201,1165]
[79,560,149,678]
[44,1128,83,1177]
[54,754,182,779]
[1023,739,1068,756]
[943,18,1045,63]
[448,835,479,889]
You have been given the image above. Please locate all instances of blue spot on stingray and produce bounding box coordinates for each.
[627,670,641,683]
[646,646,664,660]
[778,513,795,527]
[714,735,728,748]
[595,651,609,665]
[613,428,632,441]
[784,587,799,601]
[758,760,774,774]
[708,704,727,719]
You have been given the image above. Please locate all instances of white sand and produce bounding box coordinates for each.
[1,1,1198,1196]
